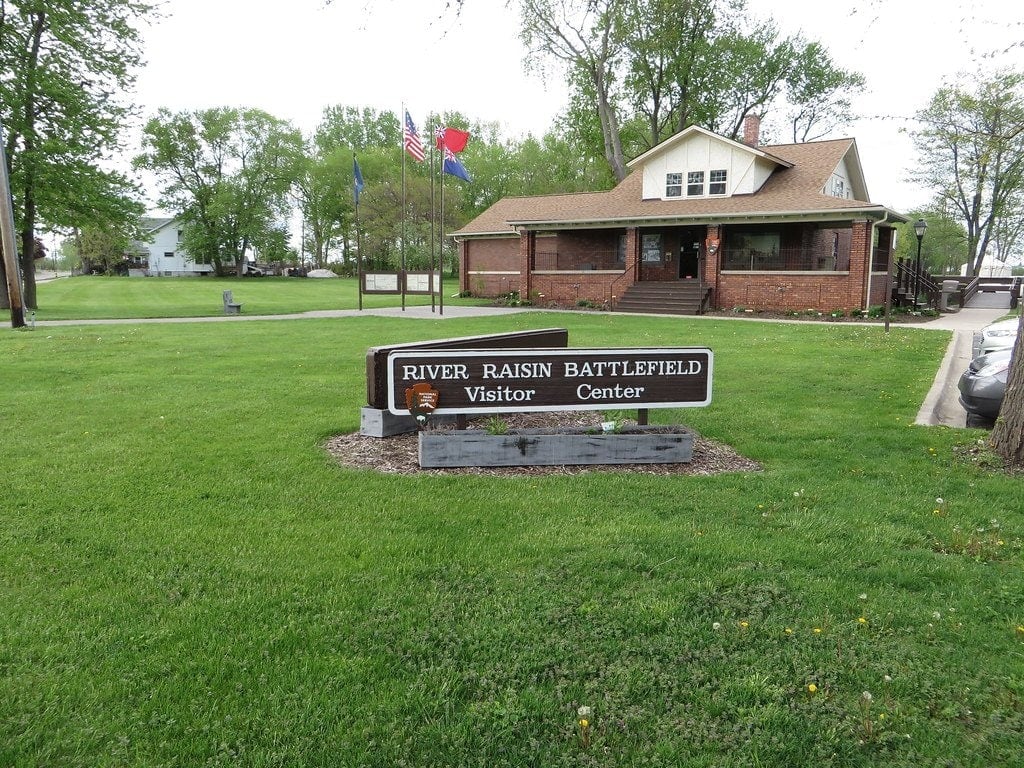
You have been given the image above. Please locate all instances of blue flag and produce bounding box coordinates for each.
[442,146,471,182]
[353,155,365,204]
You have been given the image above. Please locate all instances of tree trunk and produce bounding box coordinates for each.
[594,68,627,182]
[18,10,46,310]
[990,314,1024,466]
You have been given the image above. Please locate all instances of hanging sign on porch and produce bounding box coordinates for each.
[387,347,713,416]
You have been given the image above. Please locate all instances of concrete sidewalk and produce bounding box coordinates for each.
[31,303,533,326]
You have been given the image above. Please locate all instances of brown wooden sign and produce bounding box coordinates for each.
[387,347,712,415]
[365,328,569,410]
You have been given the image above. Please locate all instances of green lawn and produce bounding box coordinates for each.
[2,309,1022,767]
[31,275,485,320]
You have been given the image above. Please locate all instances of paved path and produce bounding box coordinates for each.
[30,304,532,326]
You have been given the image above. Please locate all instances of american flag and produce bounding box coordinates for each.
[404,111,425,162]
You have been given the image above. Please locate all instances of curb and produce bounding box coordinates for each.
[916,329,971,427]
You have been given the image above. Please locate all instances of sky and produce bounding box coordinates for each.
[129,0,1023,216]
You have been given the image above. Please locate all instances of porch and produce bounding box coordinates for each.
[460,219,891,315]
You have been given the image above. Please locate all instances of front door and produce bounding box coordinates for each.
[679,228,702,279]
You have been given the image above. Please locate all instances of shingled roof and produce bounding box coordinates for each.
[453,137,904,237]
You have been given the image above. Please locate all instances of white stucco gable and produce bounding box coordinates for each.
[824,144,870,202]
[629,125,792,202]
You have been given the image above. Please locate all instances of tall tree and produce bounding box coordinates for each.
[72,224,136,275]
[297,106,404,270]
[0,0,150,309]
[135,107,303,274]
[784,41,865,143]
[523,0,864,183]
[619,0,726,147]
[909,70,1024,277]
[990,313,1024,466]
[314,105,400,157]
[520,0,629,181]
[293,148,351,269]
[893,209,968,275]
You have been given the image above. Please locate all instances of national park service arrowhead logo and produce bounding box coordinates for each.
[405,382,440,427]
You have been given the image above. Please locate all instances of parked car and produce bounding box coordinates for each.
[958,348,1013,425]
[975,317,1019,355]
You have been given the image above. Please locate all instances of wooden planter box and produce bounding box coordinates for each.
[418,426,694,468]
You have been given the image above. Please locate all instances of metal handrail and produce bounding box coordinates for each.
[961,276,981,308]
[607,261,637,310]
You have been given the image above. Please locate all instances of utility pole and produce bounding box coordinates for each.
[0,123,26,328]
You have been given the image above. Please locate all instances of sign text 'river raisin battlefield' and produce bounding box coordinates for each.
[386,347,713,416]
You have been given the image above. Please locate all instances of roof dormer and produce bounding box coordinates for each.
[630,125,793,202]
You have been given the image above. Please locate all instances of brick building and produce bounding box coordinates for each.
[453,118,907,314]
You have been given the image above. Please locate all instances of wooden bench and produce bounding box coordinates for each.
[223,290,242,315]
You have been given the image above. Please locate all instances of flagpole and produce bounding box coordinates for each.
[439,153,445,317]
[354,152,363,312]
[429,122,437,314]
[400,104,408,311]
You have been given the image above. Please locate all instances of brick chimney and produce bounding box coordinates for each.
[743,114,761,147]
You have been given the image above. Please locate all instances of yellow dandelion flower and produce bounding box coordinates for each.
[858,617,868,625]
[813,627,823,634]
[739,621,749,629]
[784,627,793,635]
[579,719,589,728]
[807,683,818,694]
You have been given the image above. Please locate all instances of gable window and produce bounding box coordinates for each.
[709,169,727,195]
[687,171,704,196]
[641,234,663,263]
[665,173,682,197]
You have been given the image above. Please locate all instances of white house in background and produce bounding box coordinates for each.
[129,216,214,277]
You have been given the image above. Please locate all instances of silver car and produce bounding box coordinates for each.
[975,318,1019,356]
[958,348,1012,426]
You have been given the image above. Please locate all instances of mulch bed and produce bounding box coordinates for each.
[324,411,762,477]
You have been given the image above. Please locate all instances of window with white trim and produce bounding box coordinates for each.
[641,234,663,263]
[665,173,682,197]
[687,171,704,196]
[709,169,727,195]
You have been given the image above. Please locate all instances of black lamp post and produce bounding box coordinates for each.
[913,218,928,306]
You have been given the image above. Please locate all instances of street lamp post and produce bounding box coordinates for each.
[913,218,928,307]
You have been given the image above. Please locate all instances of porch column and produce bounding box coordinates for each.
[624,226,639,287]
[850,218,871,309]
[874,225,896,307]
[705,223,722,308]
[519,229,534,299]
